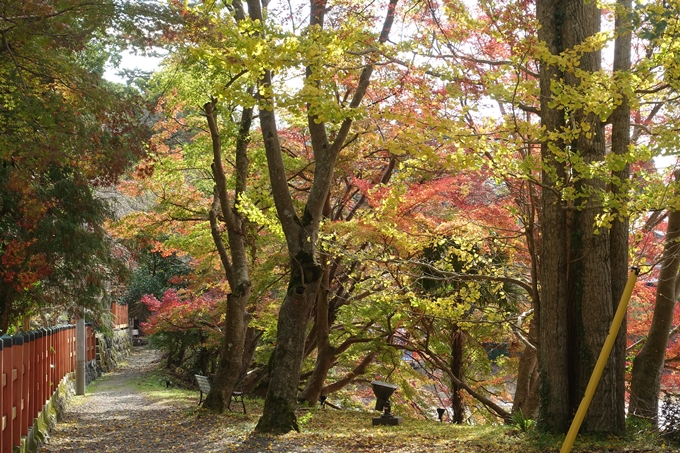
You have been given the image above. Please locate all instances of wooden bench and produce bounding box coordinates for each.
[194,374,246,414]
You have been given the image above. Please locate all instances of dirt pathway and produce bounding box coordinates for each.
[41,347,235,453]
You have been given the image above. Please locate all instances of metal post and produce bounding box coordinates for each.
[76,319,85,395]
[560,267,640,453]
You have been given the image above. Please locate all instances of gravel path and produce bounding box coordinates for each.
[41,347,237,453]
[40,347,326,453]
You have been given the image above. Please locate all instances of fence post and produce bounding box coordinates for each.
[38,328,47,411]
[21,331,30,437]
[57,326,63,384]
[11,333,23,448]
[30,331,37,423]
[1,335,11,453]
[47,328,54,399]
[34,330,42,419]
[76,319,85,396]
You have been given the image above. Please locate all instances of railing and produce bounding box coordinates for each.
[0,303,126,451]
[0,324,97,451]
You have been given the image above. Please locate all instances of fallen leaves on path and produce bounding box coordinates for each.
[41,347,674,453]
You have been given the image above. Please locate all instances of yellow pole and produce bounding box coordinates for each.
[560,267,639,453]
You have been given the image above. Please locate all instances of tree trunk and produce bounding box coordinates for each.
[203,290,251,411]
[538,0,623,434]
[299,264,335,405]
[629,174,680,421]
[609,0,633,431]
[299,345,335,406]
[450,324,465,424]
[537,0,570,432]
[564,0,619,432]
[255,246,322,433]
[512,318,539,418]
[241,326,262,381]
[201,98,254,413]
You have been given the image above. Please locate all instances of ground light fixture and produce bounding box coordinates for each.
[371,381,403,426]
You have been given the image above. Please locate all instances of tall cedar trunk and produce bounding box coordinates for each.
[609,0,632,430]
[537,0,570,432]
[568,3,613,427]
[249,0,398,433]
[202,98,254,412]
[538,0,622,433]
[512,318,539,417]
[450,324,465,424]
[629,173,680,421]
[565,0,618,432]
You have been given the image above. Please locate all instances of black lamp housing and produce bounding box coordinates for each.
[370,381,403,426]
[372,381,397,412]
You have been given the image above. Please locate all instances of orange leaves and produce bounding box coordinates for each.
[1,239,50,290]
[150,240,183,259]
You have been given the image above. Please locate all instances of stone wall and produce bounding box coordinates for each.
[96,328,131,373]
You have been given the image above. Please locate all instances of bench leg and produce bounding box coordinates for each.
[199,391,204,406]
[228,393,246,414]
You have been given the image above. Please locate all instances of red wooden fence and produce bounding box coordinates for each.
[112,302,128,329]
[0,302,128,450]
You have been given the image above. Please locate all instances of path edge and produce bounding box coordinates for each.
[22,329,131,453]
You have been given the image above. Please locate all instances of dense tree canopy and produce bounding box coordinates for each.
[6,0,680,440]
[0,0,149,329]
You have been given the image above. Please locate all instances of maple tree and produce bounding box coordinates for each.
[119,246,191,324]
[239,0,407,434]
[0,0,148,330]
[110,0,296,411]
[141,288,224,372]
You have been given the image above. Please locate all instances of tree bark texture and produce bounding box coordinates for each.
[537,0,570,432]
[450,324,465,424]
[629,173,680,421]
[255,245,322,433]
[538,0,624,434]
[512,318,539,418]
[609,0,633,431]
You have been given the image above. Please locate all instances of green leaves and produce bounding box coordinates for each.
[0,0,152,328]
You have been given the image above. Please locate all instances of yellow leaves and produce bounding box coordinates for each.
[537,31,612,73]
[236,193,284,239]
